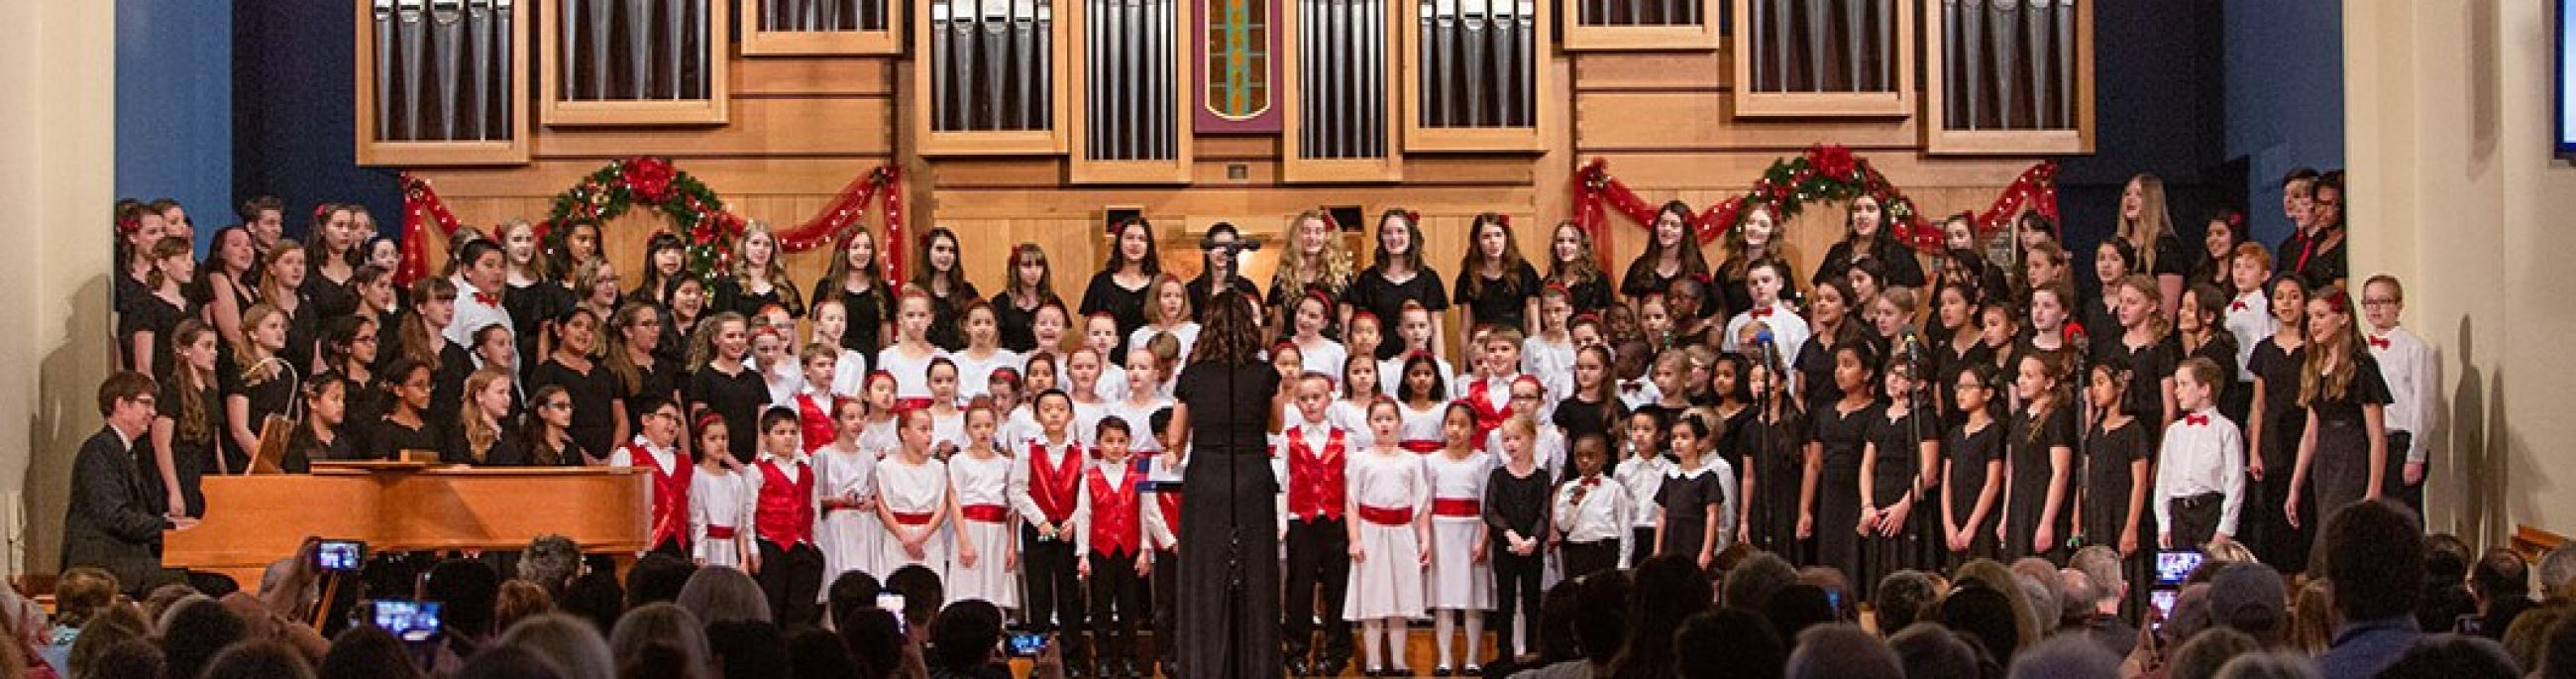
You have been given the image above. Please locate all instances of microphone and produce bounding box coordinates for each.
[1899,326,1924,362]
[1753,329,1778,373]
[1202,235,1263,253]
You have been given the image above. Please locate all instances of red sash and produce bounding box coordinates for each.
[1284,427,1348,520]
[892,510,936,525]
[753,458,816,547]
[1087,464,1144,557]
[796,394,837,454]
[1465,378,1512,440]
[1431,498,1482,517]
[1356,505,1415,525]
[1156,492,1183,539]
[704,525,738,539]
[895,396,935,412]
[630,443,695,548]
[1027,439,1086,524]
[960,504,1010,523]
[1399,440,1444,453]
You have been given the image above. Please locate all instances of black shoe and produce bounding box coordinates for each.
[1433,666,1452,677]
[1288,656,1314,677]
[1321,658,1349,677]
[1462,664,1483,677]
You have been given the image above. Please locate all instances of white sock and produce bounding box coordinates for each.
[1434,611,1456,668]
[1464,612,1486,667]
[1361,620,1384,668]
[1387,618,1413,671]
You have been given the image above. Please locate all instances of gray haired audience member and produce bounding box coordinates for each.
[2057,564,2136,658]
[501,613,617,679]
[200,638,317,679]
[609,603,714,678]
[2206,562,2289,644]
[1724,552,1800,611]
[2375,634,2520,679]
[2015,576,2061,637]
[675,565,773,624]
[2213,650,2324,679]
[1875,570,1942,632]
[517,534,584,597]
[1783,623,1901,679]
[2168,627,2261,679]
[2539,543,2576,603]
[1886,622,1983,679]
[2004,634,2118,679]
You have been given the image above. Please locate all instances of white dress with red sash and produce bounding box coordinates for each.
[874,456,951,582]
[946,450,1020,610]
[1424,450,1495,610]
[813,443,883,593]
[689,467,749,568]
[1342,449,1430,620]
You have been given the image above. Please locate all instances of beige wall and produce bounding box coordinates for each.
[2346,0,2576,544]
[0,0,116,576]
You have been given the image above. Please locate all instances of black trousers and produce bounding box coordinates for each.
[1152,547,1180,665]
[2388,432,2424,516]
[1089,551,1147,668]
[1282,516,1352,662]
[756,540,825,628]
[1491,549,1545,661]
[1629,527,1656,568]
[1560,539,1619,582]
[1023,526,1090,660]
[2167,493,2225,549]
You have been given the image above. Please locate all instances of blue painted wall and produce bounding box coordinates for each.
[2224,0,2344,246]
[234,0,403,243]
[117,0,234,253]
[2056,0,2233,301]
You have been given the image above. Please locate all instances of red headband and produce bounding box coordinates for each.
[693,411,727,433]
[1542,281,1573,297]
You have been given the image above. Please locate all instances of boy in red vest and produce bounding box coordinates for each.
[1280,373,1353,676]
[1077,416,1163,679]
[608,397,693,558]
[1010,389,1091,672]
[1142,406,1183,678]
[745,406,825,627]
[1463,327,1527,439]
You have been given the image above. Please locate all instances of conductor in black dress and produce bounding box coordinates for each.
[1166,289,1282,679]
[64,371,196,595]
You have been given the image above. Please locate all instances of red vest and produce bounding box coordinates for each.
[753,458,816,547]
[795,394,836,454]
[1284,427,1348,521]
[1087,463,1144,557]
[629,442,695,548]
[1465,378,1512,441]
[1028,439,1086,524]
[1156,492,1183,542]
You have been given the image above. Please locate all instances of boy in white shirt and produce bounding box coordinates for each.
[1553,434,1631,580]
[2155,358,2246,550]
[2361,275,2437,514]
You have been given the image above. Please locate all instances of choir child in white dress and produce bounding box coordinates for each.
[807,297,871,396]
[812,396,882,599]
[952,302,1024,401]
[1613,409,1671,568]
[1425,402,1494,675]
[611,397,695,558]
[874,407,951,584]
[687,413,748,569]
[1553,434,1632,580]
[1342,399,1432,678]
[1343,311,1386,378]
[1288,292,1348,387]
[1129,275,1202,364]
[746,407,827,626]
[876,288,950,411]
[1108,349,1174,458]
[1004,357,1059,450]
[1382,303,1458,399]
[1065,347,1114,446]
[1082,313,1132,401]
[1494,377,1569,479]
[1522,284,1578,401]
[855,372,902,458]
[922,358,967,455]
[1393,353,1451,454]
[1330,354,1386,450]
[1012,390,1093,667]
[1076,417,1163,679]
[946,398,1021,612]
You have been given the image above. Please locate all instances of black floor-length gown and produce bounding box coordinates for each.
[1173,359,1282,678]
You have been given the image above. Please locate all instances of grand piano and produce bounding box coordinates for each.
[163,462,652,587]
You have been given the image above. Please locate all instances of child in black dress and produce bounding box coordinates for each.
[2080,363,2152,614]
[2285,285,2392,544]
[2001,352,2078,560]
[1803,341,1879,581]
[1859,358,1937,599]
[1940,363,2006,570]
[1657,412,1728,571]
[1735,357,1808,558]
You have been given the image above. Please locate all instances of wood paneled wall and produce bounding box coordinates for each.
[408,36,2060,340]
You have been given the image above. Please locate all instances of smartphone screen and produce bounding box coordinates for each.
[1008,632,1048,657]
[877,591,907,633]
[2149,589,2179,630]
[2155,551,2203,586]
[316,540,365,571]
[371,600,445,643]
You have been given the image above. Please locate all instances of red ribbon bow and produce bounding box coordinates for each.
[474,290,498,306]
[1749,307,1771,318]
[1579,477,1602,488]
[2230,300,2248,311]
[2368,335,2390,349]
[2184,413,2210,426]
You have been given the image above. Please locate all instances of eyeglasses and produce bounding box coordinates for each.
[2361,298,2399,307]
[543,400,574,410]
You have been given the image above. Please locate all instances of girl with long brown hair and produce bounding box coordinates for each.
[995,243,1059,352]
[1080,217,1162,354]
[912,227,980,350]
[811,227,894,357]
[122,237,198,380]
[2284,284,2391,537]
[1453,212,1542,334]
[1621,200,1711,305]
[1347,209,1449,352]
[152,321,222,516]
[2119,173,2191,317]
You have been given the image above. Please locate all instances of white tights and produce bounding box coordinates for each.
[1433,609,1484,669]
[1359,618,1412,671]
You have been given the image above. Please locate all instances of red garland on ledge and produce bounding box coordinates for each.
[397,159,908,287]
[1571,145,2061,265]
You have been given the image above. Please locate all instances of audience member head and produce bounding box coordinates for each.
[1797,567,1853,617]
[2004,634,2118,679]
[1783,623,1901,679]
[160,597,249,679]
[1933,580,2022,664]
[2468,547,2529,607]
[518,534,584,596]
[1876,570,1941,632]
[2009,558,2065,634]
[2068,546,2125,609]
[2165,583,2218,647]
[1536,578,1585,664]
[1886,622,1984,679]
[2214,651,2322,679]
[452,644,568,679]
[499,613,616,679]
[1616,554,1714,675]
[838,607,908,679]
[2539,612,2576,678]
[1723,551,1800,611]
[89,638,166,679]
[424,557,505,640]
[887,564,946,638]
[1573,571,1632,666]
[675,566,772,624]
[495,579,558,633]
[2539,543,2576,602]
[141,582,200,623]
[705,619,792,679]
[2325,500,2425,622]
[1953,559,2039,649]
[623,552,698,610]
[609,603,712,679]
[202,638,317,679]
[1674,607,1783,679]
[320,624,424,679]
[2286,579,2333,654]
[825,569,885,632]
[789,626,862,679]
[2169,627,2261,679]
[53,566,121,627]
[66,602,150,678]
[557,570,624,632]
[2377,633,2519,679]
[1763,584,1839,643]
[2207,562,2289,644]
[927,599,1006,672]
[2057,568,2106,627]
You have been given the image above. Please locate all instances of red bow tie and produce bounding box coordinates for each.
[474,291,497,306]
[2184,413,2210,426]
[2368,335,2390,349]
[2230,300,2248,311]
[1750,307,1772,318]
[1580,477,1601,488]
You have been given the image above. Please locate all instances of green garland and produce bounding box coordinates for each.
[543,156,743,284]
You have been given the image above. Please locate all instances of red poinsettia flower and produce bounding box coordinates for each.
[1810,145,1858,180]
[622,157,678,203]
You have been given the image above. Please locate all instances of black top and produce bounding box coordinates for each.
[2004,403,2080,550]
[63,427,175,591]
[1932,336,1996,424]
[620,353,687,435]
[1481,465,1554,542]
[1451,262,1542,331]
[714,276,804,319]
[1618,257,1691,300]
[1943,421,2004,526]
[1811,399,1878,480]
[2307,352,2393,428]
[304,269,361,322]
[687,363,771,457]
[1556,275,1616,316]
[1186,275,1262,323]
[218,355,301,460]
[991,293,1055,353]
[1794,329,1865,415]
[157,379,225,470]
[2245,339,2307,468]
[1655,467,1727,553]
[280,426,345,472]
[2294,232,2348,289]
[925,281,982,351]
[1173,361,1280,453]
[1344,268,1449,355]
[2134,231,2192,278]
[811,277,892,358]
[114,273,151,317]
[1079,272,1154,355]
[1712,405,1755,472]
[526,358,624,457]
[2093,333,2179,432]
[272,295,323,379]
[1867,403,1938,509]
[372,416,445,460]
[2080,300,2123,359]
[117,291,194,382]
[2081,417,2150,543]
[1813,239,1929,289]
[504,281,576,371]
[1717,262,1757,321]
[443,421,529,466]
[1550,396,1627,446]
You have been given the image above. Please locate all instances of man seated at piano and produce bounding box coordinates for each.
[64,371,198,595]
